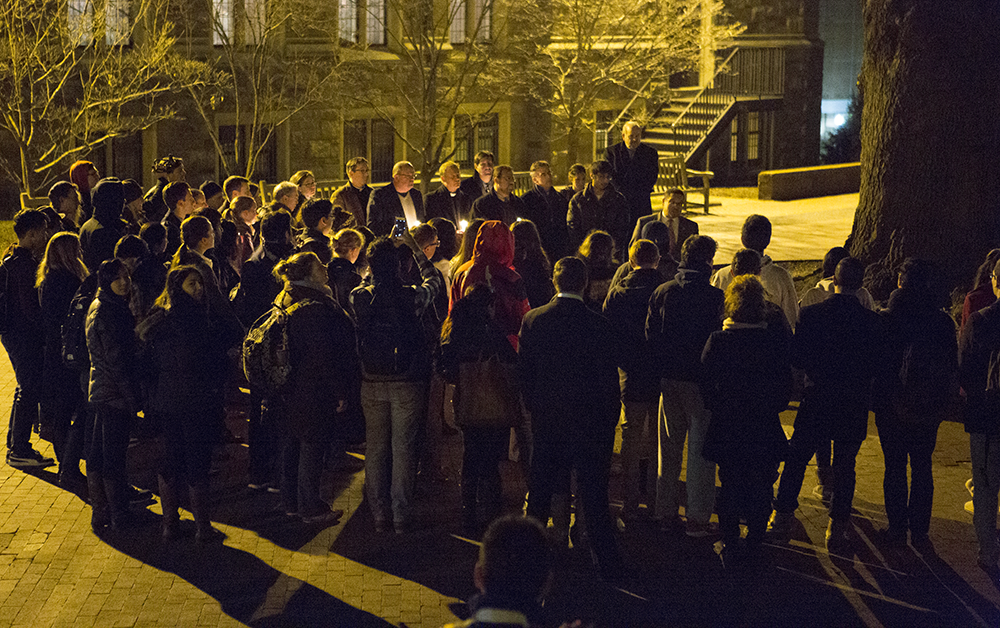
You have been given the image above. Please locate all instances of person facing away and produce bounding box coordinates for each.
[519,256,625,581]
[80,178,128,272]
[770,257,884,550]
[799,246,876,311]
[711,214,798,330]
[511,219,555,310]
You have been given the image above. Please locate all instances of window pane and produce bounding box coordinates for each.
[371,119,395,183]
[339,0,358,42]
[594,110,616,156]
[748,111,759,161]
[68,0,94,46]
[476,114,498,156]
[251,126,278,182]
[213,0,233,46]
[244,0,267,45]
[366,0,385,45]
[453,115,471,168]
[105,0,130,45]
[344,119,368,169]
[473,0,490,41]
[449,0,465,44]
[730,117,738,162]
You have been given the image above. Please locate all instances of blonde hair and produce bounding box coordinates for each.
[37,232,88,287]
[273,251,322,283]
[332,228,364,257]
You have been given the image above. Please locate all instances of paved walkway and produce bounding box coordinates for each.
[0,329,999,625]
[683,192,859,263]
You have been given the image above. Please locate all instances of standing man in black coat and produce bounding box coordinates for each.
[769,257,884,550]
[459,150,495,202]
[424,161,472,228]
[471,165,524,227]
[567,160,631,256]
[604,121,659,229]
[520,256,625,580]
[520,160,569,260]
[366,161,425,237]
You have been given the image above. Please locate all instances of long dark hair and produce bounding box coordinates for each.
[511,219,551,275]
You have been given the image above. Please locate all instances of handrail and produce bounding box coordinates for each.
[669,47,740,131]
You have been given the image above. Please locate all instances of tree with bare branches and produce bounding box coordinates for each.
[0,0,216,195]
[526,0,741,166]
[184,0,344,180]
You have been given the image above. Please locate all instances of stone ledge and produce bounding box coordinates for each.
[758,162,860,201]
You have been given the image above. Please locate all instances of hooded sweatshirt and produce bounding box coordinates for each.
[451,220,530,346]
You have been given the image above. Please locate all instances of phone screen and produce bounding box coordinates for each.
[392,218,407,237]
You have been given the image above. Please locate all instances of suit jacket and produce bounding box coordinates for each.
[604,141,659,227]
[366,185,425,236]
[331,183,371,230]
[518,296,621,435]
[460,175,491,202]
[521,185,570,260]
[630,213,698,260]
[424,185,473,226]
[472,191,524,227]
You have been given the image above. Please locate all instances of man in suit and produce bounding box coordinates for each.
[459,150,494,202]
[604,121,660,229]
[769,257,884,551]
[471,165,524,227]
[519,256,625,580]
[424,160,472,229]
[521,160,569,260]
[331,157,372,229]
[366,161,425,236]
[631,189,698,260]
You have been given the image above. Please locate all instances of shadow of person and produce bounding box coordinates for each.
[101,524,393,627]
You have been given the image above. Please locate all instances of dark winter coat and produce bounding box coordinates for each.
[567,184,631,256]
[85,289,138,412]
[425,185,473,227]
[603,267,667,402]
[604,141,659,227]
[960,299,1000,435]
[366,185,425,236]
[701,323,792,466]
[0,246,42,338]
[472,191,524,227]
[279,283,359,442]
[327,257,363,319]
[646,266,724,383]
[793,293,885,442]
[39,269,83,401]
[234,244,290,327]
[520,185,570,260]
[513,257,555,310]
[298,228,332,265]
[80,184,128,272]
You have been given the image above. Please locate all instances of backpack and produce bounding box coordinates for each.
[62,275,99,371]
[356,287,422,377]
[242,299,317,397]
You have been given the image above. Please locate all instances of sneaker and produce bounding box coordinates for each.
[301,509,344,525]
[685,519,719,538]
[767,511,795,536]
[825,519,851,551]
[128,486,155,507]
[6,449,55,468]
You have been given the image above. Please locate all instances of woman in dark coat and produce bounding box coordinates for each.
[701,274,792,566]
[274,252,359,524]
[138,265,242,541]
[37,232,90,484]
[85,259,139,530]
[511,219,555,309]
[327,228,365,318]
[440,284,519,534]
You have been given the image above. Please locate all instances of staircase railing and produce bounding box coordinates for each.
[670,48,740,157]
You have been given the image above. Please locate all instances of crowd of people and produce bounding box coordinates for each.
[2,121,999,623]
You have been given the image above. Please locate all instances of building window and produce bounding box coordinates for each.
[730,117,738,162]
[68,0,131,46]
[472,0,491,41]
[453,114,498,169]
[344,118,395,182]
[747,111,760,162]
[449,0,466,43]
[219,125,278,182]
[448,0,491,43]
[594,110,617,158]
[339,0,359,42]
[244,0,267,45]
[213,0,234,45]
[366,0,386,46]
[213,0,266,46]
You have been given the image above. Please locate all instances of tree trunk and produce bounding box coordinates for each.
[848,1,1000,302]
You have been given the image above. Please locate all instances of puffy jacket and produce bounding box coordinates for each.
[646,266,724,383]
[85,289,138,412]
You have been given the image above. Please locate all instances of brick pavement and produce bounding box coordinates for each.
[0,344,998,626]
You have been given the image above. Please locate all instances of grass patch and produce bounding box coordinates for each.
[0,221,14,255]
[711,187,758,200]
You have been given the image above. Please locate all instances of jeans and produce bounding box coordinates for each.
[362,380,427,526]
[461,426,506,523]
[656,379,716,522]
[970,432,1000,565]
[620,398,657,516]
[718,461,777,547]
[2,333,43,455]
[280,430,331,517]
[773,411,863,521]
[875,413,939,537]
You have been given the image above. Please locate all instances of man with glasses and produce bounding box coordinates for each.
[366,161,425,236]
[332,157,373,229]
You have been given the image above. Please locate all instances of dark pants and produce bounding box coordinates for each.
[460,426,506,522]
[875,413,940,537]
[774,413,863,521]
[88,404,133,518]
[718,461,777,547]
[161,410,218,486]
[2,333,43,455]
[280,430,331,517]
[527,425,622,572]
[248,389,277,485]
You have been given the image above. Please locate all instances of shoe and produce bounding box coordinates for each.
[58,468,87,491]
[658,515,685,534]
[719,541,747,570]
[910,533,931,550]
[374,520,389,533]
[811,484,834,502]
[767,511,795,536]
[195,526,225,544]
[128,487,155,507]
[685,520,719,538]
[302,509,344,525]
[825,519,851,551]
[7,449,55,468]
